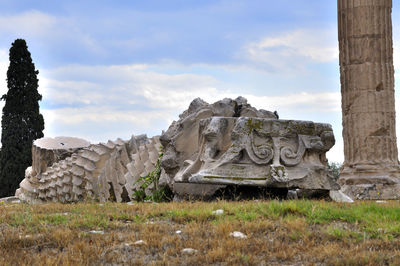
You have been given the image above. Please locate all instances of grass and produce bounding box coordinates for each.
[1,200,400,265]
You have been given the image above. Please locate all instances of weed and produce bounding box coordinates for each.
[132,148,173,203]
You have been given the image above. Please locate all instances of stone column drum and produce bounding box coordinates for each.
[338,0,400,199]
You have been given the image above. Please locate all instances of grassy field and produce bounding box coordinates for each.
[1,200,400,265]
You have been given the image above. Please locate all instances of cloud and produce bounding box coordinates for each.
[0,45,350,164]
[42,63,341,113]
[242,29,338,72]
[326,138,344,163]
[0,49,7,60]
[0,49,8,110]
[0,10,57,37]
[394,36,400,73]
[41,107,171,142]
[0,57,345,161]
[37,64,221,141]
[41,64,220,110]
[0,10,110,60]
[244,92,341,114]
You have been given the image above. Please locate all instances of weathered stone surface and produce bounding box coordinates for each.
[230,231,247,239]
[338,0,400,200]
[123,136,161,200]
[16,96,337,202]
[329,190,353,203]
[161,97,337,197]
[16,135,161,203]
[32,137,90,177]
[181,248,198,255]
[0,196,20,203]
[212,209,224,215]
[16,137,90,203]
[176,117,338,190]
[160,97,278,197]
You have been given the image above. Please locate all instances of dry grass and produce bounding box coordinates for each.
[1,200,400,265]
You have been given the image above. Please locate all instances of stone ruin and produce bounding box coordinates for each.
[16,135,161,203]
[11,0,400,203]
[15,97,349,203]
[160,97,342,200]
[338,0,400,200]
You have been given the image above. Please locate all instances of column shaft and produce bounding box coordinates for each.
[338,0,400,199]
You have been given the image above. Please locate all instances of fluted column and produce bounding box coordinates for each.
[338,0,400,199]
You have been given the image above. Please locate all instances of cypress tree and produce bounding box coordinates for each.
[0,39,44,197]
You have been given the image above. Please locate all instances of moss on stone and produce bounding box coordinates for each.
[245,118,263,134]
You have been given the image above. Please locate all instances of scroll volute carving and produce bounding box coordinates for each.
[249,130,273,165]
[280,135,306,167]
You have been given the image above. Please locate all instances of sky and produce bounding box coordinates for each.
[0,0,399,163]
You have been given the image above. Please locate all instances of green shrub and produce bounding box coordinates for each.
[327,161,342,180]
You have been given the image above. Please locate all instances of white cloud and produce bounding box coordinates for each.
[43,63,342,113]
[327,139,344,164]
[394,36,400,73]
[43,107,164,125]
[41,107,171,142]
[37,63,344,141]
[38,64,223,141]
[0,49,7,60]
[244,92,341,114]
[0,10,109,57]
[0,49,8,113]
[0,57,351,163]
[41,64,220,110]
[0,10,56,37]
[243,29,338,72]
[40,79,105,105]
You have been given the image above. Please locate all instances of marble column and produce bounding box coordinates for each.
[338,0,400,199]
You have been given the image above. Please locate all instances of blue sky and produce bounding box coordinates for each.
[0,0,399,163]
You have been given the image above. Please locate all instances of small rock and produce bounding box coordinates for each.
[89,230,104,234]
[117,233,124,241]
[181,248,198,254]
[175,230,182,234]
[98,204,104,206]
[19,234,43,239]
[173,194,184,202]
[230,231,247,239]
[127,202,134,205]
[212,209,224,215]
[376,200,387,203]
[287,190,298,200]
[0,196,20,203]
[122,243,132,252]
[329,190,354,203]
[134,240,146,245]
